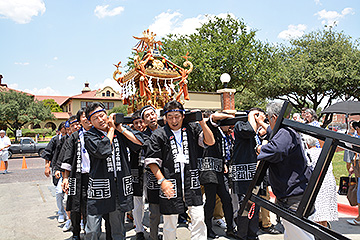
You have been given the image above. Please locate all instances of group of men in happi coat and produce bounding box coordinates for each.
[43,99,315,240]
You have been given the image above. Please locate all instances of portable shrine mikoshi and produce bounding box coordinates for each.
[113,29,193,114]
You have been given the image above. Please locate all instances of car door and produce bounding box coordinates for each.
[21,138,35,153]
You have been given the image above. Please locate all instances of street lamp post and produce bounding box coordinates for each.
[220,73,231,88]
[217,73,236,114]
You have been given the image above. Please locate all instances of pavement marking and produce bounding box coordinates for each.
[37,183,46,202]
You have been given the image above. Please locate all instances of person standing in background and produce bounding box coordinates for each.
[0,130,11,174]
[345,121,360,225]
[42,122,68,223]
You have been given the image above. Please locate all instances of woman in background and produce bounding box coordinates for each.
[346,121,360,225]
[303,135,338,227]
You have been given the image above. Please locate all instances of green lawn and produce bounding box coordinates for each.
[331,151,349,186]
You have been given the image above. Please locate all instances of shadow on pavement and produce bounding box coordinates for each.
[332,217,360,235]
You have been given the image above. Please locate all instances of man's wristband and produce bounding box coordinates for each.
[157,177,166,185]
[254,144,260,154]
[121,128,126,134]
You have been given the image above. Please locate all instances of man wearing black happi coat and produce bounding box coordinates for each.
[129,110,147,240]
[200,112,236,239]
[230,108,265,240]
[140,105,162,240]
[61,108,92,239]
[84,102,143,240]
[144,100,215,240]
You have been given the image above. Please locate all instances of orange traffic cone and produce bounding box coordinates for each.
[22,156,27,169]
[0,161,5,171]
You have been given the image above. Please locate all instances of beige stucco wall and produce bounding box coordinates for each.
[183,92,221,111]
[67,98,123,115]
[24,119,65,130]
[62,86,123,115]
[25,89,222,131]
[64,92,221,114]
[95,86,121,98]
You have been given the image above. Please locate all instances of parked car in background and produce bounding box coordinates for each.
[8,137,48,158]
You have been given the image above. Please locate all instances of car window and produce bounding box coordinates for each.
[22,139,32,144]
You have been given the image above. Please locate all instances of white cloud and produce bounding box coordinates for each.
[14,62,30,65]
[315,7,354,27]
[8,83,19,89]
[23,87,61,96]
[0,0,45,24]
[53,57,58,60]
[342,7,354,16]
[173,15,207,36]
[94,78,121,92]
[148,11,183,38]
[66,76,75,81]
[314,0,321,5]
[148,11,237,38]
[94,5,124,19]
[278,24,307,40]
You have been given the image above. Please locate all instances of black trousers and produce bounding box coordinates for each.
[102,213,112,240]
[73,173,112,239]
[70,173,88,238]
[203,174,234,234]
[236,194,260,240]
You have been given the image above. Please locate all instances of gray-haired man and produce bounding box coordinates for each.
[255,102,314,240]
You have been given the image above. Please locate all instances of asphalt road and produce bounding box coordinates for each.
[0,156,359,240]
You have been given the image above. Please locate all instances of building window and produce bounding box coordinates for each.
[81,101,93,108]
[102,93,105,96]
[106,91,111,97]
[69,104,71,112]
[111,93,114,97]
[103,102,114,110]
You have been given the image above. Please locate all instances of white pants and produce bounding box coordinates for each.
[55,177,65,216]
[0,151,8,162]
[282,219,315,240]
[133,196,145,233]
[163,205,206,240]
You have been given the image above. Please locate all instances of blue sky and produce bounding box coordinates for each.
[1,0,359,97]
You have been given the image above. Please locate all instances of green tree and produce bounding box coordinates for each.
[262,28,360,111]
[108,105,128,115]
[235,88,268,111]
[42,99,63,112]
[157,15,277,109]
[0,89,54,140]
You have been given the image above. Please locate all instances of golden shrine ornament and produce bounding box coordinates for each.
[113,29,193,114]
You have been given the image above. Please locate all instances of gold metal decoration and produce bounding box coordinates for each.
[113,29,193,114]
